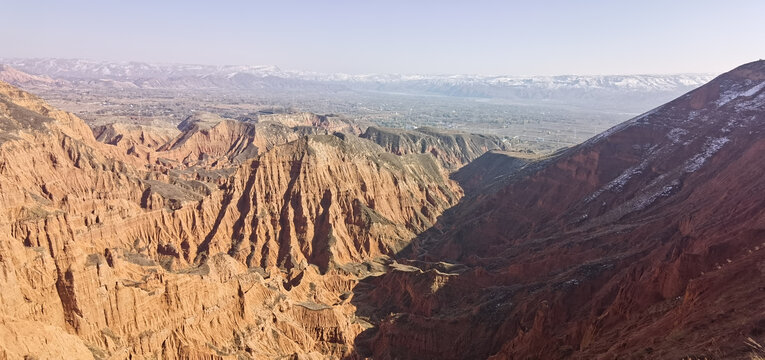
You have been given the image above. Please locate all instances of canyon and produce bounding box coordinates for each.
[0,60,764,359]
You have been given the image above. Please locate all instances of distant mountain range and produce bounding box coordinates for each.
[1,58,715,111]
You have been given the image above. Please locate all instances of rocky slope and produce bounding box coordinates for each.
[353,60,765,359]
[0,64,59,89]
[93,122,179,149]
[101,112,363,169]
[361,126,509,170]
[196,133,460,272]
[0,79,463,359]
[255,112,363,135]
[450,150,534,195]
[91,123,179,162]
[157,112,299,167]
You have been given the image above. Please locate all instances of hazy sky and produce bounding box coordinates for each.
[2,0,764,75]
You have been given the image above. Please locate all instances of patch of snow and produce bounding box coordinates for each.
[666,128,688,144]
[563,279,580,287]
[684,137,731,172]
[610,165,644,192]
[633,179,680,211]
[742,81,765,97]
[734,92,765,112]
[721,118,740,133]
[684,110,703,124]
[717,81,765,107]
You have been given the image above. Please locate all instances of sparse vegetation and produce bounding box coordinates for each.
[747,337,765,360]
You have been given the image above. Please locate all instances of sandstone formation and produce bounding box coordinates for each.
[195,133,459,272]
[255,112,363,136]
[0,79,460,359]
[157,112,301,167]
[91,123,180,162]
[361,126,508,170]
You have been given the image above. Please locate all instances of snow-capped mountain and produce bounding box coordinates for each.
[0,58,716,111]
[0,58,713,90]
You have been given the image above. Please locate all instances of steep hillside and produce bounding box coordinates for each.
[450,150,533,194]
[0,64,59,88]
[196,134,460,272]
[354,60,765,359]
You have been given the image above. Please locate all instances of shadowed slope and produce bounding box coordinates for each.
[352,60,765,359]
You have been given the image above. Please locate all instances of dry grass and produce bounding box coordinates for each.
[747,337,765,360]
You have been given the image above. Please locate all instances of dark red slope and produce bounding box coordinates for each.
[439,60,765,258]
[358,60,765,359]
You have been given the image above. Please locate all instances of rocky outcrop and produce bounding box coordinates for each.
[91,123,179,163]
[92,122,178,149]
[158,112,286,167]
[197,133,461,272]
[0,222,369,358]
[0,316,94,359]
[361,126,508,170]
[256,112,362,135]
[141,111,366,169]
